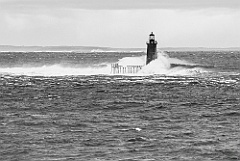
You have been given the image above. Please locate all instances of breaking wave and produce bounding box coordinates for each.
[0,52,210,76]
[117,52,208,76]
[0,65,111,76]
[140,53,207,76]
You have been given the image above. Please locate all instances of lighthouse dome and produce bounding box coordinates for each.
[149,32,154,36]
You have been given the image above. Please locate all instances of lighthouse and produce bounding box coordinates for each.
[146,32,158,65]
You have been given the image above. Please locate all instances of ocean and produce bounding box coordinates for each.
[0,50,239,161]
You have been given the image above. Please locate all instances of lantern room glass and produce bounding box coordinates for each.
[149,35,155,40]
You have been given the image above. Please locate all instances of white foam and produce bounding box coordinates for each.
[135,128,142,131]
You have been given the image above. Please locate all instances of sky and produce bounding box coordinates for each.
[0,0,240,48]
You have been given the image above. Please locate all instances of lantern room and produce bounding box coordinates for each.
[149,32,155,40]
[147,32,157,44]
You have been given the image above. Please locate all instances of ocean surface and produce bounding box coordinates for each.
[0,51,240,161]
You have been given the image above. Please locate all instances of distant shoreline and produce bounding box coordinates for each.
[0,45,240,52]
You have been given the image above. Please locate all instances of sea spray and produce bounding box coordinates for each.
[0,51,207,76]
[117,56,145,67]
[138,52,205,75]
[0,64,111,76]
[140,53,171,74]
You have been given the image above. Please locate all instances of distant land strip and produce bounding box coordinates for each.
[0,45,240,52]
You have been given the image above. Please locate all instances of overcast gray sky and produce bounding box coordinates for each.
[0,0,240,48]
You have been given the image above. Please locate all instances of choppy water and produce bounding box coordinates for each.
[0,51,240,161]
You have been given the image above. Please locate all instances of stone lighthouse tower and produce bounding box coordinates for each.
[146,32,158,65]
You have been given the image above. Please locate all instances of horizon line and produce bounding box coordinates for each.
[0,45,240,49]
